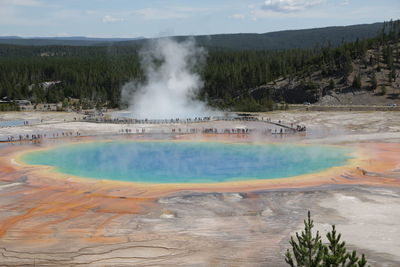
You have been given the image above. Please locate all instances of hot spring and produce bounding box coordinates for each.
[20,141,353,184]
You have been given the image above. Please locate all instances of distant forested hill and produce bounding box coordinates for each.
[0,20,398,111]
[0,22,384,50]
[132,22,385,50]
[0,36,144,47]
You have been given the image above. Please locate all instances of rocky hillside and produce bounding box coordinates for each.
[253,40,400,106]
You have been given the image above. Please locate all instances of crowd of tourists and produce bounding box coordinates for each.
[5,131,81,142]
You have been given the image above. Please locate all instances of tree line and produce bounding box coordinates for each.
[0,20,399,111]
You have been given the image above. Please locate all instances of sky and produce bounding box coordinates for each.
[0,0,399,38]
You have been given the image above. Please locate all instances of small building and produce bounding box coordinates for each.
[15,100,33,111]
[15,100,32,106]
[35,103,62,111]
[0,97,12,104]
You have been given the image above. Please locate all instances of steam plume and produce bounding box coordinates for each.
[122,38,217,119]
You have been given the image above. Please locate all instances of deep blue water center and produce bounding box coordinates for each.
[21,141,352,183]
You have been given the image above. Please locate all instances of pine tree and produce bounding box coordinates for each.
[329,79,335,90]
[381,85,387,95]
[285,211,325,267]
[352,74,362,89]
[285,212,370,267]
[323,225,348,266]
[390,68,396,82]
[370,73,377,89]
[343,51,353,78]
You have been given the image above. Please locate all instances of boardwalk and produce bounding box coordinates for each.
[0,116,306,143]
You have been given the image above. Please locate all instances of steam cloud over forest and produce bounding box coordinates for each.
[121,39,218,119]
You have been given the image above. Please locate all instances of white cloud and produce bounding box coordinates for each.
[132,8,189,20]
[131,6,212,21]
[53,9,82,19]
[53,32,71,37]
[262,0,325,13]
[340,0,350,6]
[86,33,143,38]
[102,15,124,23]
[230,14,246,19]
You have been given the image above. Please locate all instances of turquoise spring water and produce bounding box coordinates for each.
[21,141,353,183]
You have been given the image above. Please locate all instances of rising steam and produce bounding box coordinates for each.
[121,38,217,119]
